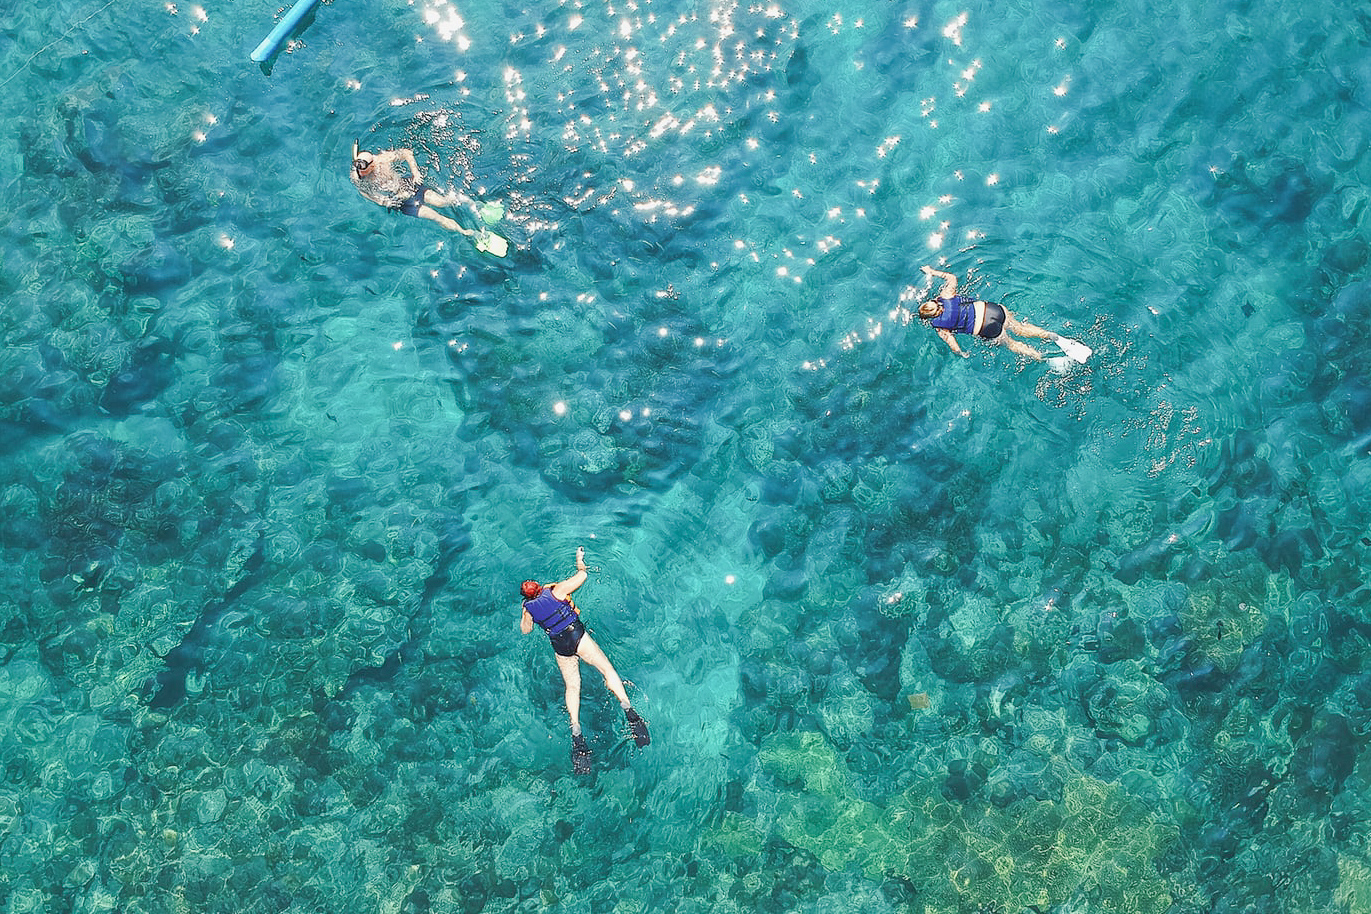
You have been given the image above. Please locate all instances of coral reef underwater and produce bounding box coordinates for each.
[3,0,1371,912]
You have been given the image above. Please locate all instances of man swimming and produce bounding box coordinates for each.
[350,143,507,255]
[520,546,650,773]
[916,265,1089,364]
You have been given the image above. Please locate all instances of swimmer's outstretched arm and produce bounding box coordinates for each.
[921,265,958,299]
[936,327,969,358]
[399,148,424,181]
[550,547,589,600]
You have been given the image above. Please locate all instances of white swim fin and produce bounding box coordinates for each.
[475,231,510,257]
[1055,336,1092,363]
[1047,355,1074,374]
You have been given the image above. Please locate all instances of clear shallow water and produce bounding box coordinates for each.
[2,0,1371,911]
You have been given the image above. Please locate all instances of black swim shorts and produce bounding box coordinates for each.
[548,618,586,657]
[399,185,429,217]
[977,302,1006,340]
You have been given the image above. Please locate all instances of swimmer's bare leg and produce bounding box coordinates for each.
[1000,335,1045,360]
[1003,311,1059,341]
[555,653,584,735]
[575,634,630,707]
[416,204,475,237]
[421,189,472,210]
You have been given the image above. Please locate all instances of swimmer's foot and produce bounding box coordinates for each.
[624,708,651,748]
[571,734,592,774]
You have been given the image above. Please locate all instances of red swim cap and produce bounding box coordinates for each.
[520,580,542,599]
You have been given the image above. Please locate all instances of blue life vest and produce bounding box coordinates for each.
[930,296,977,335]
[524,590,579,635]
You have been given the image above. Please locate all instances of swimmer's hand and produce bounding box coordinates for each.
[401,149,424,182]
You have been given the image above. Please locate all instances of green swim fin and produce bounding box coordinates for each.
[477,201,505,225]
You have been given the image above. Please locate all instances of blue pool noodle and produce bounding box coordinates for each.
[250,0,323,63]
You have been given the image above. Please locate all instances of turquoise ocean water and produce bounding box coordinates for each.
[3,0,1371,910]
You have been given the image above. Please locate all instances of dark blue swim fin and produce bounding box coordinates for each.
[571,734,592,774]
[625,708,651,748]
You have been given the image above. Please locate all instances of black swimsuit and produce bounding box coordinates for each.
[398,185,429,217]
[548,618,587,657]
[977,302,1006,340]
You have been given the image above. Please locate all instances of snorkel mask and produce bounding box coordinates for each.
[352,139,372,176]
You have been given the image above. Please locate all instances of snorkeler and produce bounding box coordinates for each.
[350,143,508,256]
[520,546,650,774]
[916,265,1091,365]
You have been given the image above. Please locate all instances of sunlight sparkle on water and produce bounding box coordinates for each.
[421,0,471,49]
[397,0,809,266]
[943,11,969,46]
